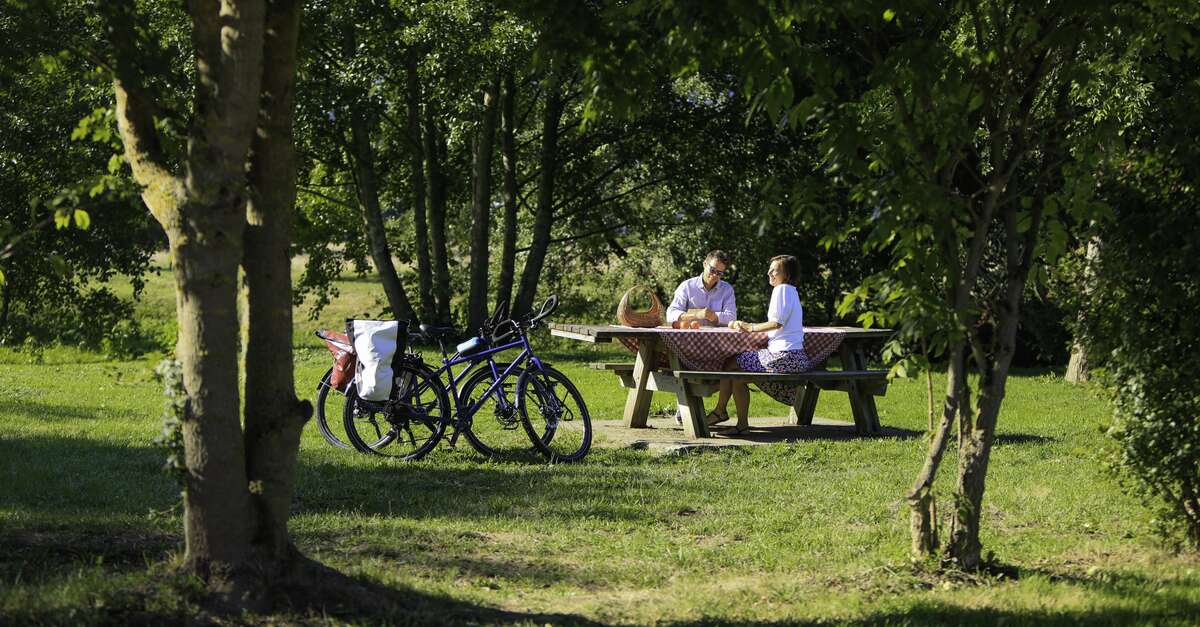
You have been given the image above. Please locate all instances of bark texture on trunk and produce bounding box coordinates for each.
[172,215,253,575]
[0,273,11,332]
[406,53,434,323]
[1066,236,1101,383]
[1065,345,1089,383]
[110,0,308,592]
[424,103,452,325]
[496,71,519,310]
[908,342,967,557]
[943,198,1041,569]
[467,79,499,332]
[349,107,417,323]
[241,0,310,565]
[515,68,563,317]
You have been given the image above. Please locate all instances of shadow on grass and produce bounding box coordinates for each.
[0,523,179,584]
[273,558,608,626]
[0,397,120,422]
[0,435,176,522]
[295,452,670,523]
[1,545,606,626]
[994,433,1057,446]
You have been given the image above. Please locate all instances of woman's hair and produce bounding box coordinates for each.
[770,255,800,287]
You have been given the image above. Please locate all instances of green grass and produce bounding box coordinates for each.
[1,263,1198,625]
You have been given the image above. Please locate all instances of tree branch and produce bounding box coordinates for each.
[298,185,358,212]
[104,0,180,223]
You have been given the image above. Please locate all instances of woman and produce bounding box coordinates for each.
[706,254,809,434]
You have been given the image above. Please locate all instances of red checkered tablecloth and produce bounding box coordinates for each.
[617,327,846,371]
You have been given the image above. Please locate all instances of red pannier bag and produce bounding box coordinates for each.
[319,330,355,392]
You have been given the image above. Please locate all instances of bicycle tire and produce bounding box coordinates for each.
[517,365,592,463]
[457,363,540,458]
[343,360,449,460]
[315,368,353,449]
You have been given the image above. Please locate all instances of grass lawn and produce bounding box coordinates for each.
[1,261,1198,625]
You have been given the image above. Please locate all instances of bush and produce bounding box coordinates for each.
[1069,158,1200,549]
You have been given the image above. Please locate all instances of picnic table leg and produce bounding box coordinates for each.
[839,343,883,434]
[667,350,710,438]
[622,337,657,428]
[787,383,819,426]
[675,381,710,438]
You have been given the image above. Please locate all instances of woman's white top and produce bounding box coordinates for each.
[766,283,805,353]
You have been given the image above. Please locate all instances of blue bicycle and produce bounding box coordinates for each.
[341,296,592,462]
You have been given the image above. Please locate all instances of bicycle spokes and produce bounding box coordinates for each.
[518,366,592,463]
[458,366,540,458]
[343,363,449,460]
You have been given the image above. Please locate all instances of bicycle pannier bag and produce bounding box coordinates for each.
[322,330,355,392]
[351,320,400,401]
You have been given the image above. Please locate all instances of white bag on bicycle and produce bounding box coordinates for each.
[352,320,399,401]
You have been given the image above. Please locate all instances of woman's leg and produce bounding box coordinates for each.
[727,351,762,428]
[732,381,750,427]
[714,355,739,415]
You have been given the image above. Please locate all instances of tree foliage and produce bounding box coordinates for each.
[0,3,157,353]
[1066,35,1200,548]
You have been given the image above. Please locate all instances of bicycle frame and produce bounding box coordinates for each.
[346,313,557,447]
[429,331,549,442]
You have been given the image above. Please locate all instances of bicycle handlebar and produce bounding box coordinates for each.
[530,294,558,325]
[486,295,558,344]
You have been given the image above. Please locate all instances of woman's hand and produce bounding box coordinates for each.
[729,320,751,333]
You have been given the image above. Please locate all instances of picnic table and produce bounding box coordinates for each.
[549,323,894,439]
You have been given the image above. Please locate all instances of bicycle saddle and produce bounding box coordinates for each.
[418,324,458,339]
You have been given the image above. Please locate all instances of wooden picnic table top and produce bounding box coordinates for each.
[548,322,894,344]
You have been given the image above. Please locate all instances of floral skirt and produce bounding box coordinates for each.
[734,348,813,405]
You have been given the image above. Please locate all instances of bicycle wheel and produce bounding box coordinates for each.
[315,368,352,449]
[458,363,538,458]
[343,361,449,460]
[517,365,592,463]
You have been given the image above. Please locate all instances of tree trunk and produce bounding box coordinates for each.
[109,0,311,590]
[349,107,418,323]
[495,71,519,310]
[1065,344,1089,383]
[0,270,11,333]
[945,204,1035,569]
[114,0,267,580]
[515,68,564,317]
[1181,481,1200,548]
[241,0,310,566]
[1066,236,1101,383]
[406,52,434,324]
[171,207,254,578]
[908,341,968,557]
[467,79,499,332]
[424,102,452,325]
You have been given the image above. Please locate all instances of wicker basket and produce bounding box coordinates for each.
[616,286,664,328]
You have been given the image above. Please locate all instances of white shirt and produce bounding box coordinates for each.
[766,283,804,352]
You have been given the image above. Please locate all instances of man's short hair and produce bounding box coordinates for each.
[705,250,730,266]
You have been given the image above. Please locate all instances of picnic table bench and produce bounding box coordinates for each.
[550,323,893,439]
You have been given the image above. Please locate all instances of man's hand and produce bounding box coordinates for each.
[682,308,717,325]
[728,320,750,333]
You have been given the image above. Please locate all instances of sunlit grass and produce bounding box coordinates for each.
[2,264,1198,624]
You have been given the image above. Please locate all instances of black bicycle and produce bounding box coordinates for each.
[338,296,592,462]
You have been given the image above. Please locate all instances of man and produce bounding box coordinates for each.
[667,250,737,328]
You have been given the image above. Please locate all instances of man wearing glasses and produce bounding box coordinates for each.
[666,250,737,328]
